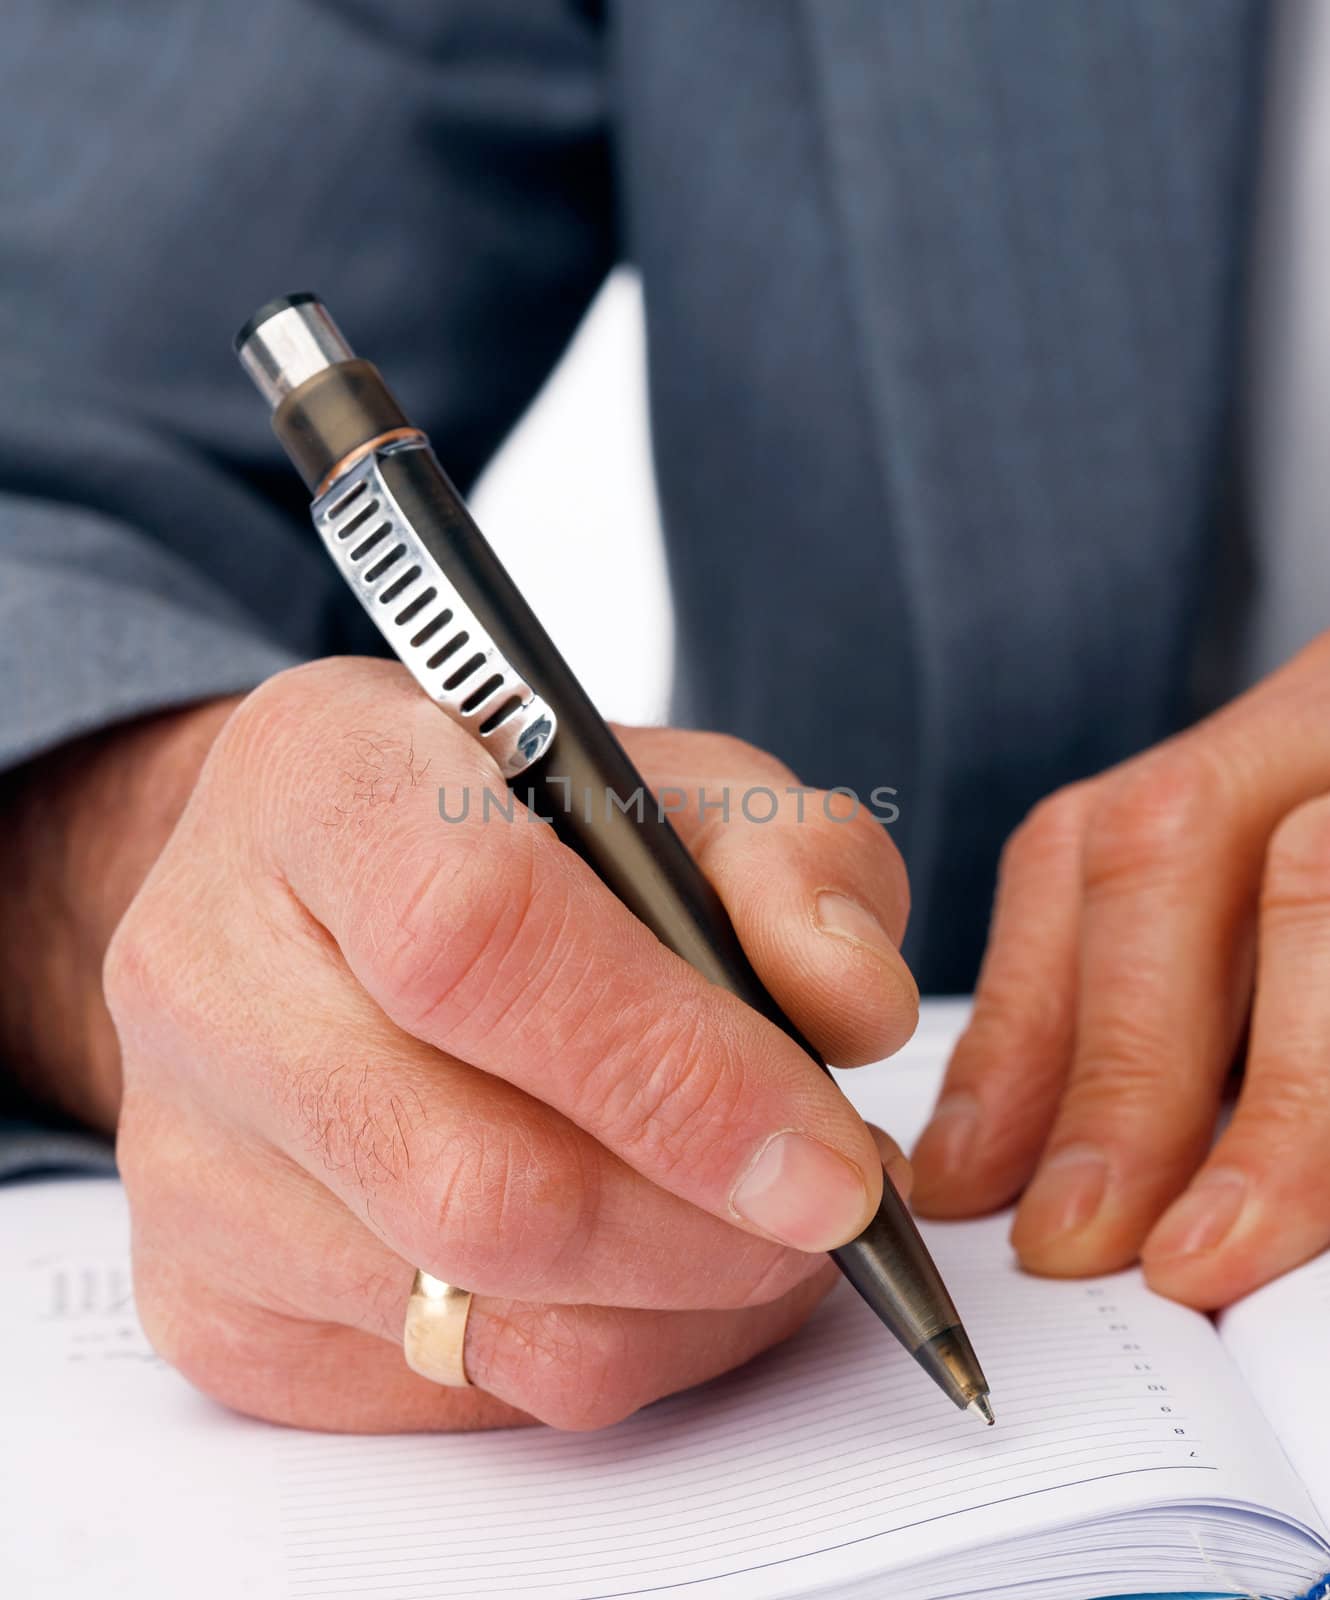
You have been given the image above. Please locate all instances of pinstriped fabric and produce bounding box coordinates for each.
[618,0,1264,987]
[0,1,1266,1010]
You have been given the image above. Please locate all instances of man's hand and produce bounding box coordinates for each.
[9,657,917,1431]
[0,693,241,1129]
[911,631,1330,1311]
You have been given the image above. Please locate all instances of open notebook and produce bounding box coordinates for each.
[3,1002,1329,1600]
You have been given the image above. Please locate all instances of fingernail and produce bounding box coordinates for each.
[912,1093,980,1184]
[815,891,895,962]
[1019,1144,1110,1242]
[1144,1168,1249,1262]
[731,1130,873,1251]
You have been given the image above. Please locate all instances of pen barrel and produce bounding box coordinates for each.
[378,447,972,1369]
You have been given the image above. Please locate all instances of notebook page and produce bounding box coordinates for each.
[2,1188,1322,1596]
[1220,1249,1330,1529]
[0,1180,283,1596]
[267,1218,1324,1600]
[2,1003,1325,1600]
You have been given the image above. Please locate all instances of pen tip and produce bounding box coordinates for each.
[968,1395,995,1426]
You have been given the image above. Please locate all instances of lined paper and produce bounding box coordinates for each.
[1222,1250,1330,1531]
[2,1002,1327,1600]
[267,1211,1317,1600]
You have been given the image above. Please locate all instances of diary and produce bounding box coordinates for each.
[4,1003,1328,1600]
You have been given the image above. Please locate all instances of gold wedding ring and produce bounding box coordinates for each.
[403,1270,475,1387]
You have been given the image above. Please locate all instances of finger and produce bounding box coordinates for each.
[130,1227,534,1433]
[911,784,1091,1215]
[133,1208,841,1433]
[619,727,917,1066]
[1011,745,1261,1276]
[127,1086,900,1339]
[865,1121,914,1201]
[117,1004,828,1316]
[124,1102,839,1433]
[466,1262,841,1431]
[1013,639,1330,1273]
[1142,795,1330,1307]
[244,662,884,1256]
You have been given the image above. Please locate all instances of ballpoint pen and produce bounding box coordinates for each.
[234,293,994,1424]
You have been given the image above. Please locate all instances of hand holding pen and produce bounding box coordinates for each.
[224,297,990,1423]
[101,605,945,1426]
[98,259,992,1440]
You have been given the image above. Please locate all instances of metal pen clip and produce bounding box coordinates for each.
[312,444,556,778]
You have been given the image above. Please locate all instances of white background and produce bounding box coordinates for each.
[469,268,673,728]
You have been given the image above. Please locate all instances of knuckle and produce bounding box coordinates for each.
[322,719,469,837]
[808,785,868,830]
[1082,748,1221,896]
[286,1061,426,1196]
[1237,1060,1330,1143]
[102,889,204,1050]
[226,664,304,740]
[1002,785,1092,881]
[286,1063,598,1303]
[692,731,797,785]
[1060,1027,1177,1122]
[813,793,895,859]
[478,1305,639,1432]
[598,1003,745,1180]
[236,657,487,851]
[952,997,1064,1092]
[102,905,156,1031]
[365,820,545,1039]
[352,1265,418,1343]
[227,658,378,746]
[1263,797,1330,915]
[416,1121,597,1297]
[209,663,333,793]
